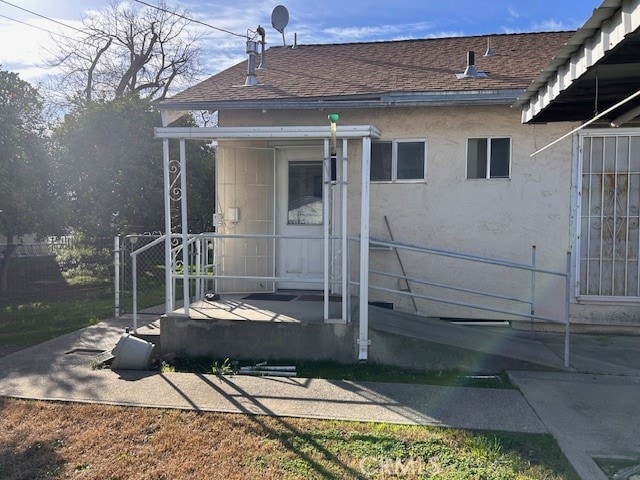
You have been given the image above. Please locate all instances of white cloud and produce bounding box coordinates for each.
[507,5,520,19]
[320,22,435,43]
[0,16,86,81]
[530,19,574,31]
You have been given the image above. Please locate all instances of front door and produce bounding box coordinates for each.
[276,148,324,289]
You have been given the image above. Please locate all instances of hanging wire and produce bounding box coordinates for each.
[0,0,87,34]
[0,13,77,41]
[132,0,246,38]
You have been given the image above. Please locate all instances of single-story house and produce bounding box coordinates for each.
[154,0,640,360]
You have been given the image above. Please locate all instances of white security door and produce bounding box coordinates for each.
[276,148,324,289]
[578,133,640,297]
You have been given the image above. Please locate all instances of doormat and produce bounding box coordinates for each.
[297,294,341,302]
[243,293,297,301]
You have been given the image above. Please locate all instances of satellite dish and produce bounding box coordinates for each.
[271,5,289,34]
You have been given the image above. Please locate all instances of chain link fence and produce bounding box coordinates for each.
[0,236,115,304]
[2,234,207,318]
[118,234,167,316]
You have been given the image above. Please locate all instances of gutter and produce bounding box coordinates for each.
[158,89,524,112]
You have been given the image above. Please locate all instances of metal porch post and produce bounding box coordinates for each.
[162,139,173,314]
[114,236,120,318]
[358,137,371,360]
[180,139,189,316]
[342,138,349,322]
[323,138,330,321]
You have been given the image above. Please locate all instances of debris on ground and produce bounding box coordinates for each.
[237,361,297,377]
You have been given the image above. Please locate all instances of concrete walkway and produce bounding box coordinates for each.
[0,315,639,479]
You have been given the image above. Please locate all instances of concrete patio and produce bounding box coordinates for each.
[1,298,639,479]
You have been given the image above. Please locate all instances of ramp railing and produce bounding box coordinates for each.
[350,236,572,368]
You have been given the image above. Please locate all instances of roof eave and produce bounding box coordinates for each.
[516,0,640,123]
[158,89,525,112]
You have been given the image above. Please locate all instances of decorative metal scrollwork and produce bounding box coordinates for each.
[169,159,182,202]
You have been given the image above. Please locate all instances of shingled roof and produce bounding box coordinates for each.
[161,31,574,110]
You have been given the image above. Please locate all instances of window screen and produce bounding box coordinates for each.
[397,142,425,180]
[371,142,392,181]
[288,162,323,225]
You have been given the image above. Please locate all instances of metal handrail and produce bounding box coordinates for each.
[368,268,533,306]
[368,237,543,273]
[128,231,572,367]
[351,235,571,367]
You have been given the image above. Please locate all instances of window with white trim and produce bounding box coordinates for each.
[466,137,511,179]
[371,140,427,182]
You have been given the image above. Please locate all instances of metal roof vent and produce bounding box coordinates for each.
[484,38,495,57]
[244,39,259,86]
[456,51,487,79]
[257,25,266,69]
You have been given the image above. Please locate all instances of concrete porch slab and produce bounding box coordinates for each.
[184,295,344,323]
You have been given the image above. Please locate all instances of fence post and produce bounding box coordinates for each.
[114,236,120,318]
[132,253,138,333]
[564,250,571,368]
[530,245,536,339]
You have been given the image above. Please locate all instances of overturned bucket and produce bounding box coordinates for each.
[111,333,154,370]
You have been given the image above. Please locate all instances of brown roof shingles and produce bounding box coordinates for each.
[163,31,574,106]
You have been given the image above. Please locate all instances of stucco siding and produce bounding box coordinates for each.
[214,107,639,327]
[215,142,275,293]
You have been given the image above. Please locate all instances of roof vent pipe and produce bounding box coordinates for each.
[456,50,487,79]
[245,39,258,86]
[484,38,495,57]
[257,25,266,69]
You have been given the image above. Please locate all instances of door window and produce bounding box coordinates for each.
[287,161,323,225]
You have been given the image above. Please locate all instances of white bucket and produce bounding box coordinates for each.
[111,333,154,370]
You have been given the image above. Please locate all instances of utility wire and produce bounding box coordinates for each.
[132,0,246,38]
[0,0,86,35]
[0,12,77,41]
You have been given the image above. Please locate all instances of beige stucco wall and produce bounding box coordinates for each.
[214,106,640,328]
[215,143,275,292]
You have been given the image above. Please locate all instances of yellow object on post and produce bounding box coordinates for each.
[328,113,339,156]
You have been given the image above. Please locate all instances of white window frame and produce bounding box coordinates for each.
[371,138,427,183]
[465,136,512,180]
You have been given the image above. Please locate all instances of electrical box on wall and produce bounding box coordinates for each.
[213,213,224,226]
[227,207,240,223]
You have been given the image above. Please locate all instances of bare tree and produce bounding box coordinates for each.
[49,0,201,104]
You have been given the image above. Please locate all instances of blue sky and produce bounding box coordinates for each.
[0,0,599,85]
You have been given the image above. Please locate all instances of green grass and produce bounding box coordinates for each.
[0,294,113,347]
[272,421,579,479]
[0,274,188,348]
[0,399,580,479]
[296,359,513,388]
[169,356,513,388]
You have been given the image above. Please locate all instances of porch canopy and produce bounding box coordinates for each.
[516,0,640,125]
[155,123,381,361]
